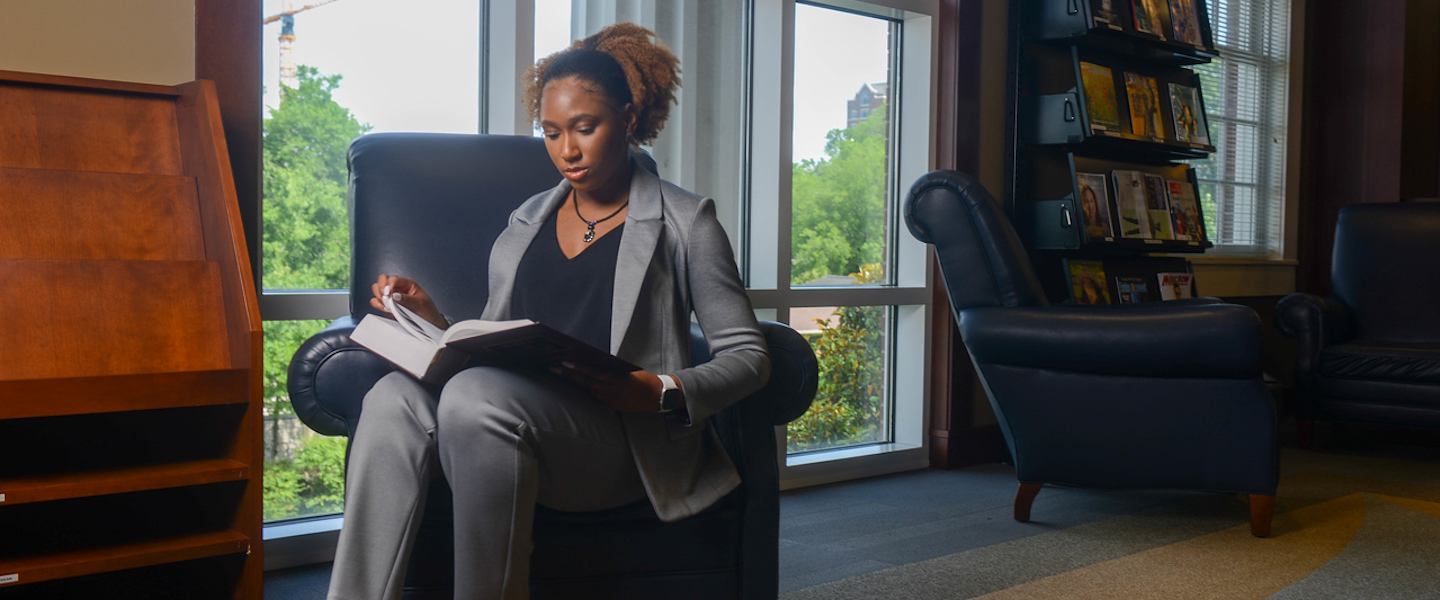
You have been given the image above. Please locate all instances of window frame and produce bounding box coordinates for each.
[748,0,937,489]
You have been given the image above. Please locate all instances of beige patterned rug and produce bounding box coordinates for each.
[782,470,1440,599]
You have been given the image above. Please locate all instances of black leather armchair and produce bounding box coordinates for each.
[904,170,1279,536]
[287,133,817,599]
[1275,202,1440,447]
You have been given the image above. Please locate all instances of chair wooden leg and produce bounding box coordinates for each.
[1250,494,1275,537]
[1015,483,1043,522]
[1297,418,1315,449]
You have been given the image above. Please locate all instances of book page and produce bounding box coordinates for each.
[350,314,445,379]
[384,294,448,343]
[441,318,537,346]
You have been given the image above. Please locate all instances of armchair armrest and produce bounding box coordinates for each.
[752,321,819,425]
[959,303,1263,379]
[689,321,818,426]
[287,316,398,437]
[1274,293,1355,383]
[1275,293,1354,343]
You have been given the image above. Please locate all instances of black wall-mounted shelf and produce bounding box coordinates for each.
[1023,0,1217,64]
[1007,0,1218,305]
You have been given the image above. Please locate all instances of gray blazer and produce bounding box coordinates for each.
[480,162,772,522]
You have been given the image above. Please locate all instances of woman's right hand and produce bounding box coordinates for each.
[371,274,448,330]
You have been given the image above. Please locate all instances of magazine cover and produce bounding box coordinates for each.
[1168,0,1204,46]
[1111,170,1152,238]
[1124,73,1165,138]
[1079,62,1122,132]
[1076,172,1114,241]
[1142,173,1174,239]
[1092,0,1120,24]
[1158,272,1195,300]
[1168,83,1210,145]
[1067,259,1111,305]
[1166,179,1205,241]
[1131,0,1167,38]
[1115,276,1150,303]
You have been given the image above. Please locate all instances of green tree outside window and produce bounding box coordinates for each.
[262,66,369,521]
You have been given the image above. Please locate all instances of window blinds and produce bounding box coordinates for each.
[1192,0,1290,257]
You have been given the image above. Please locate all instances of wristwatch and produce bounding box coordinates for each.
[657,375,682,414]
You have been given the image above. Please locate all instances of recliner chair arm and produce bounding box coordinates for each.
[960,303,1264,379]
[287,316,396,437]
[1274,292,1354,384]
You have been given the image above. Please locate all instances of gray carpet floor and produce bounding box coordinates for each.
[264,422,1440,599]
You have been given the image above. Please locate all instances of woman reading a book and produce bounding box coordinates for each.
[328,23,771,600]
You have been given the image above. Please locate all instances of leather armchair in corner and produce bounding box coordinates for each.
[286,133,817,599]
[1275,202,1440,447]
[904,170,1279,537]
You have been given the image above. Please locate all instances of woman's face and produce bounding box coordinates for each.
[539,76,636,196]
[1081,188,1099,220]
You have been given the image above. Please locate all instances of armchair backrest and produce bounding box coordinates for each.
[903,170,1048,311]
[347,133,656,320]
[1332,202,1440,343]
[348,133,559,320]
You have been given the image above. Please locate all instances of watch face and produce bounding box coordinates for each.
[660,388,682,413]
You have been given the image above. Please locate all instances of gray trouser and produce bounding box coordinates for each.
[328,366,648,600]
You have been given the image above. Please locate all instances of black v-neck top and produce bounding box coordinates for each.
[510,209,624,353]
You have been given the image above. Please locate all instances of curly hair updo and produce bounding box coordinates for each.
[524,22,681,147]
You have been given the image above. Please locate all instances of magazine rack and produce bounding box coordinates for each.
[1007,0,1218,304]
[0,71,262,598]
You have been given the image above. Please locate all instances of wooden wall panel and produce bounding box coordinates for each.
[0,259,230,381]
[0,82,183,175]
[0,169,204,260]
[1298,0,1440,294]
[195,0,263,289]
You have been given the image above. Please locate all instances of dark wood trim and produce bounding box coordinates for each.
[195,0,263,291]
[928,0,997,470]
[1299,1,1440,294]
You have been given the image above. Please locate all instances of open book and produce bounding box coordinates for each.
[350,295,640,384]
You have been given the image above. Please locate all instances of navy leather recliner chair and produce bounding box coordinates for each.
[904,170,1279,537]
[1275,202,1440,447]
[287,133,817,599]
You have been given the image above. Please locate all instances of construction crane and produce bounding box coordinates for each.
[263,0,343,88]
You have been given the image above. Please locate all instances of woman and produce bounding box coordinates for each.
[329,23,771,600]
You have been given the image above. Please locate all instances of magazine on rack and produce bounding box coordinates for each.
[1124,72,1166,139]
[1111,170,1152,239]
[1080,62,1122,132]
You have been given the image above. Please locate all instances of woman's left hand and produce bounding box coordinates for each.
[554,364,679,413]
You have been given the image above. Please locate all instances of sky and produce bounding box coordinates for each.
[261,0,890,163]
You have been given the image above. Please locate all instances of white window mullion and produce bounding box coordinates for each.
[484,0,535,135]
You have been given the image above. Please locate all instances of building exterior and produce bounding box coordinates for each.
[846,82,887,128]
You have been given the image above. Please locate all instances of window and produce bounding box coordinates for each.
[1191,0,1290,257]
[258,0,937,530]
[750,0,935,486]
[259,0,484,523]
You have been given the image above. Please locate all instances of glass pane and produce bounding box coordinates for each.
[261,0,482,291]
[790,4,895,287]
[786,305,891,454]
[535,0,575,64]
[264,319,349,522]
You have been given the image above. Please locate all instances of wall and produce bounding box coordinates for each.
[0,0,194,84]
